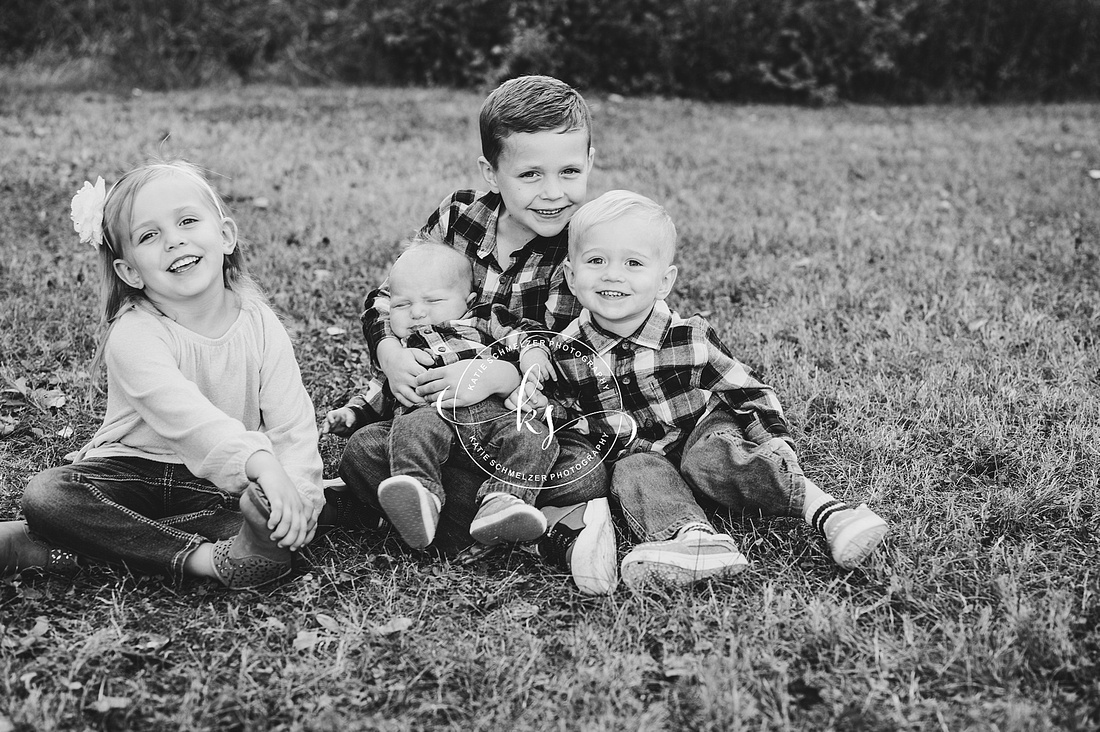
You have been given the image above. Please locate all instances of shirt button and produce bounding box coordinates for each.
[621,376,633,385]
[644,419,655,428]
[435,345,448,353]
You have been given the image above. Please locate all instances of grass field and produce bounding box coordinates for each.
[1,81,1099,731]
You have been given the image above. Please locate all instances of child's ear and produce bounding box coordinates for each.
[478,156,499,192]
[656,264,678,300]
[113,259,144,290]
[220,217,238,254]
[564,259,576,292]
[587,147,595,170]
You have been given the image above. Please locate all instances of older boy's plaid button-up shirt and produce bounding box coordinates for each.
[347,303,536,424]
[546,301,791,462]
[361,190,581,360]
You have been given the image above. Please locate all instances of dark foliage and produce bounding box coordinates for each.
[2,0,1098,102]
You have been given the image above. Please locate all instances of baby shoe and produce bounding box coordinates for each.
[377,475,441,550]
[470,493,546,546]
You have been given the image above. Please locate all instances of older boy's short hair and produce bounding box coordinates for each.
[568,190,678,263]
[479,75,592,168]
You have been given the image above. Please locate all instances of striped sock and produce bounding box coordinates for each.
[802,479,848,534]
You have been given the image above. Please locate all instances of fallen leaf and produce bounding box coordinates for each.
[20,617,50,648]
[261,616,286,631]
[252,197,270,209]
[966,317,989,332]
[91,696,130,713]
[315,613,340,632]
[133,635,170,651]
[1089,170,1100,180]
[372,617,414,636]
[326,326,346,336]
[487,600,539,623]
[292,630,322,650]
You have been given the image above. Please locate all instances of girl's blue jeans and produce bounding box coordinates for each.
[23,457,244,581]
[612,408,807,542]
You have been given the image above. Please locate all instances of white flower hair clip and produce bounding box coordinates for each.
[71,176,107,249]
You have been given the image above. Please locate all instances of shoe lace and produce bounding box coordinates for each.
[537,523,578,570]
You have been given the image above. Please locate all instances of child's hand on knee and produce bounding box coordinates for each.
[260,472,311,550]
[246,451,312,550]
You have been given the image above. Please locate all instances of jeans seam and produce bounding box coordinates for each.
[76,471,212,581]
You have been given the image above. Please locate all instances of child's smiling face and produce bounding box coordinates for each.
[480,127,593,242]
[566,213,677,338]
[112,172,236,308]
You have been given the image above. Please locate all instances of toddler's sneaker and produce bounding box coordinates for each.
[813,501,888,569]
[523,497,618,595]
[377,476,441,550]
[470,493,547,546]
[620,528,748,589]
[316,478,383,537]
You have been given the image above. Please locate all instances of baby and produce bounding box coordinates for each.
[326,240,558,550]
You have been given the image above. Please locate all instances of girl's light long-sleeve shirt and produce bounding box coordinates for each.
[77,296,324,511]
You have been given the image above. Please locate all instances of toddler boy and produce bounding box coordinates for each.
[532,190,889,588]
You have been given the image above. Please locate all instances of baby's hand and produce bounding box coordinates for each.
[378,339,434,407]
[519,345,556,386]
[505,378,548,413]
[322,407,357,437]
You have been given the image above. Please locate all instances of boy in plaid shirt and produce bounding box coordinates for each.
[326,241,556,549]
[522,190,889,588]
[334,75,617,595]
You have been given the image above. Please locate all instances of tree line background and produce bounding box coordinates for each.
[3,0,1099,103]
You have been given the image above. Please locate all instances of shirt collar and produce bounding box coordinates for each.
[470,192,501,260]
[575,301,672,355]
[474,192,565,260]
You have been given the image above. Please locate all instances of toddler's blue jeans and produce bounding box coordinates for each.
[612,408,807,542]
[23,457,243,581]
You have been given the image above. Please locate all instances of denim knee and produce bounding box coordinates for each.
[22,466,67,529]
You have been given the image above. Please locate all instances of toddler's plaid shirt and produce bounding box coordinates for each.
[361,190,581,360]
[345,303,537,426]
[546,301,791,463]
